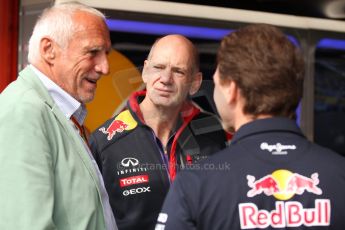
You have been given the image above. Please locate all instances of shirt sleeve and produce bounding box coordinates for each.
[156,171,197,230]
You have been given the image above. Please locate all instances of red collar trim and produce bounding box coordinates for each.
[128,90,201,125]
[128,90,201,181]
[128,90,146,124]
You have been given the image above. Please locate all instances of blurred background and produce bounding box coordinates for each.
[1,0,345,156]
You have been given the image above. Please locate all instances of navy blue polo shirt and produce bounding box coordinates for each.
[156,117,345,230]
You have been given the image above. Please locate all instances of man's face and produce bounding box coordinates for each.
[53,12,111,103]
[142,38,199,109]
[213,67,233,132]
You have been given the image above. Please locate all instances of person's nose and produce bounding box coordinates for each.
[95,53,109,75]
[160,69,173,84]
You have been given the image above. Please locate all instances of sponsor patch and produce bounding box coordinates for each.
[246,170,322,200]
[119,175,149,187]
[157,213,168,223]
[239,170,329,229]
[123,186,151,196]
[121,157,139,167]
[99,110,137,140]
[239,199,330,229]
[116,157,148,176]
[155,213,168,230]
[260,142,296,155]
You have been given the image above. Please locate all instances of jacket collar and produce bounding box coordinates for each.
[231,117,304,145]
[127,90,201,126]
[19,66,101,187]
[19,66,55,108]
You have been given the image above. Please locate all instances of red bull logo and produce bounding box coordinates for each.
[240,170,330,229]
[286,173,322,195]
[247,170,322,200]
[247,175,279,197]
[99,119,128,140]
[239,199,330,228]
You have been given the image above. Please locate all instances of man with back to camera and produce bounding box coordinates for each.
[0,2,118,229]
[90,34,227,230]
[156,24,345,230]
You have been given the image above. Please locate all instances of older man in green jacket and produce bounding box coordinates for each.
[0,2,117,230]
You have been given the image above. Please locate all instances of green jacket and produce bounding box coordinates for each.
[0,67,107,229]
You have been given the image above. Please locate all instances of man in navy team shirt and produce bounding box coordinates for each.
[156,24,345,230]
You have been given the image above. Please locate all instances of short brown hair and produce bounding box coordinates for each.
[217,24,305,118]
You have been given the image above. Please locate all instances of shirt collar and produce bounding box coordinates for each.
[30,64,87,125]
[231,117,304,145]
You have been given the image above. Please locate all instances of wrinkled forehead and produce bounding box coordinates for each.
[70,11,110,46]
[149,41,194,68]
[74,11,107,29]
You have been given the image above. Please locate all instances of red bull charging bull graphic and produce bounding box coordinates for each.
[239,169,330,229]
[99,119,128,140]
[247,175,280,197]
[286,173,322,195]
[99,110,137,141]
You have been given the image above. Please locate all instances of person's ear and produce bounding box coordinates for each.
[142,60,149,83]
[40,37,56,64]
[189,72,202,96]
[228,80,238,104]
[219,78,238,106]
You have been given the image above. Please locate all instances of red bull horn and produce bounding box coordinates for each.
[99,119,128,140]
[247,175,279,197]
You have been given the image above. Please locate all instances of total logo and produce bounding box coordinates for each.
[239,170,330,229]
[119,175,149,187]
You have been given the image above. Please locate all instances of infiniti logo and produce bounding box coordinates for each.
[121,157,139,167]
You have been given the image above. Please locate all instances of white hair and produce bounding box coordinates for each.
[27,2,106,63]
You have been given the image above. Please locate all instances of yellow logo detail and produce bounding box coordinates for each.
[271,169,295,200]
[115,110,137,130]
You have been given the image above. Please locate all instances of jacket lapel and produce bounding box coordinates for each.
[19,66,102,192]
[51,104,102,190]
